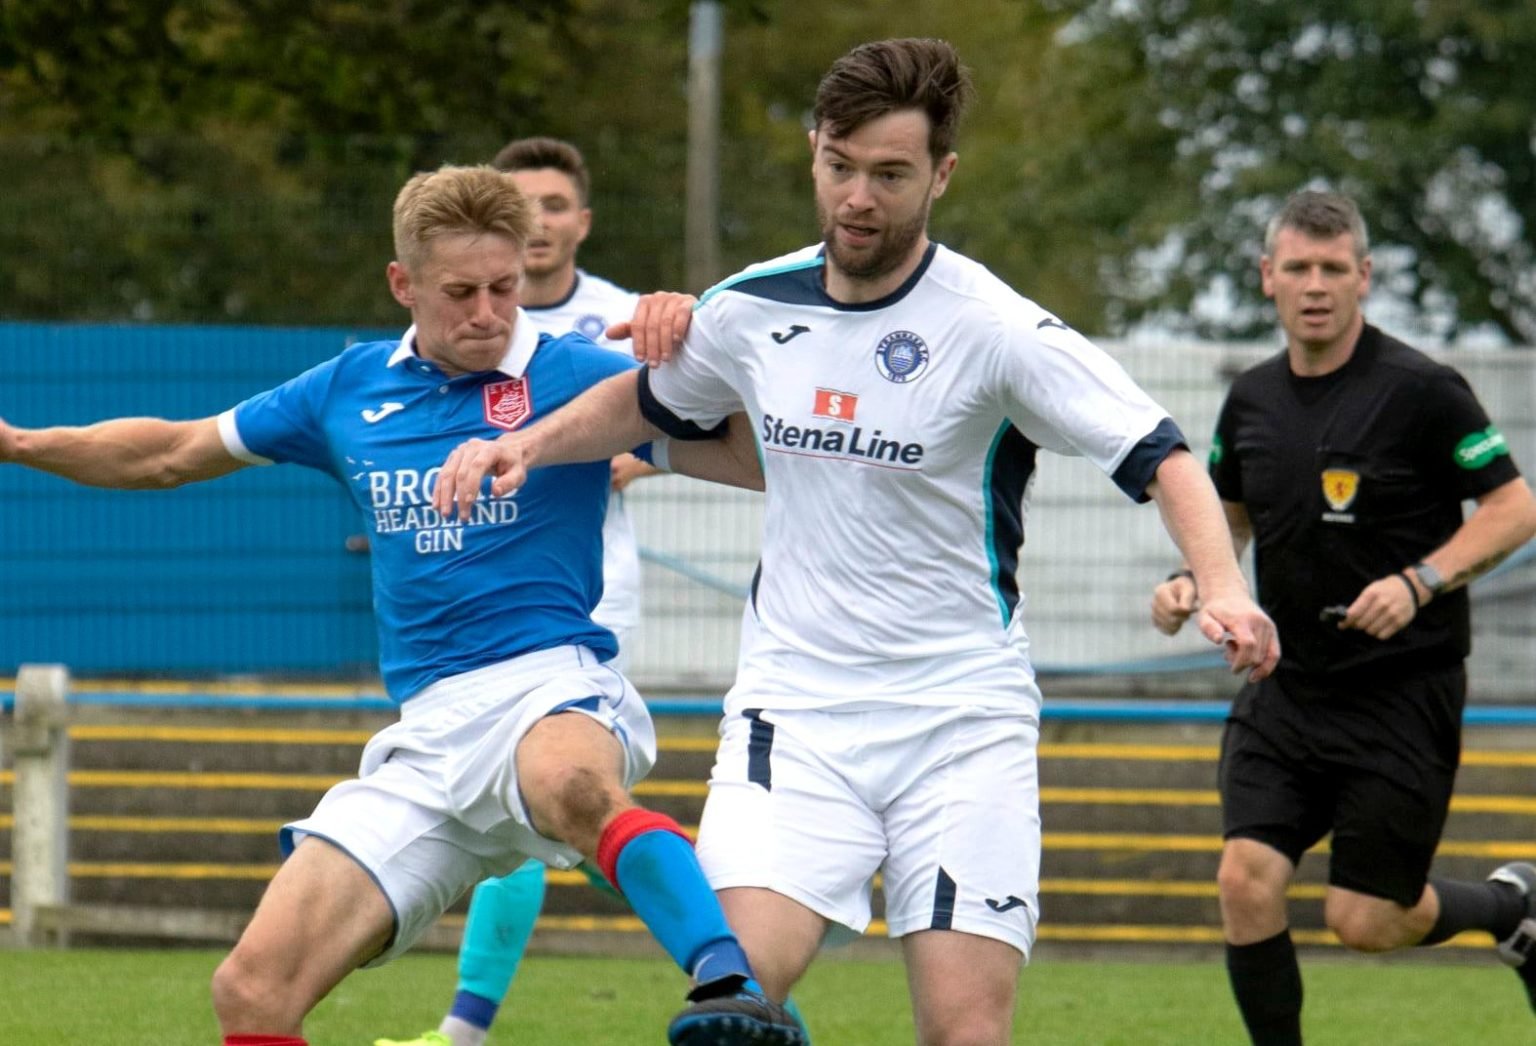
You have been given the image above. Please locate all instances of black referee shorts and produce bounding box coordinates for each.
[1218,663,1466,907]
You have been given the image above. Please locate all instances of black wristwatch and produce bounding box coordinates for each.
[1411,561,1446,599]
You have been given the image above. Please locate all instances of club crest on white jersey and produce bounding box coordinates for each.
[875,330,930,384]
[483,377,533,431]
[575,313,608,341]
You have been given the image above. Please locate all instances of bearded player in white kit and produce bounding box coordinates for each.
[434,39,1279,1045]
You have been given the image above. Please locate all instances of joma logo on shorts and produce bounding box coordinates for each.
[985,895,1028,913]
[1454,427,1508,470]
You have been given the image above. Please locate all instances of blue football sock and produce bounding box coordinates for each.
[613,827,753,988]
[446,989,499,1032]
[454,859,547,1012]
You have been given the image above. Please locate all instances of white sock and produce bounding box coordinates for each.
[439,1015,489,1046]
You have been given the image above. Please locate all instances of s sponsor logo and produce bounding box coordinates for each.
[812,388,858,421]
[1209,433,1224,467]
[874,330,930,384]
[1454,426,1509,470]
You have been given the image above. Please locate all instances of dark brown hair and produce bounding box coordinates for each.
[813,38,974,162]
[491,136,591,205]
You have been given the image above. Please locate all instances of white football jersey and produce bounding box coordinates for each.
[641,243,1182,716]
[523,271,643,634]
[523,270,640,351]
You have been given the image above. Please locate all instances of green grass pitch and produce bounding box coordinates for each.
[0,949,1527,1043]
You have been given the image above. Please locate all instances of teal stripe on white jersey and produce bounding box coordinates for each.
[699,251,824,307]
[981,422,1020,629]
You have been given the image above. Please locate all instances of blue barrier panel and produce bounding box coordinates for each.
[0,321,393,676]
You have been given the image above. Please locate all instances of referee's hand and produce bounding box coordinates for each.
[1338,573,1419,640]
[1151,575,1198,636]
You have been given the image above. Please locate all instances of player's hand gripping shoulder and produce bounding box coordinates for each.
[434,431,533,521]
[605,291,696,368]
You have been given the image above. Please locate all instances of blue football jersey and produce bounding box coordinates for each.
[217,315,638,701]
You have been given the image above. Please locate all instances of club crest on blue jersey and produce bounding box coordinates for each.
[874,330,930,384]
[575,314,608,341]
[484,377,533,431]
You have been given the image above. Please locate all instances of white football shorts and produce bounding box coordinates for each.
[281,644,655,963]
[695,703,1041,958]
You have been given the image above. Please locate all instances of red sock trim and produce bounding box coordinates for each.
[224,1036,307,1045]
[594,808,692,894]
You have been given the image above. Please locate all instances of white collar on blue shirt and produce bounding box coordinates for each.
[385,307,539,379]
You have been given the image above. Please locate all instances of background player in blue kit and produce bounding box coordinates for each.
[1151,190,1536,1044]
[0,164,799,1046]
[431,40,1280,1046]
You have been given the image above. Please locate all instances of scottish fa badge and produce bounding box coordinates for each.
[1321,467,1359,523]
[874,330,930,384]
[576,314,608,341]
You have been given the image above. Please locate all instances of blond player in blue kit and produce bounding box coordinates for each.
[376,139,813,1046]
[0,164,801,1046]
[375,138,645,1046]
[432,41,1280,1045]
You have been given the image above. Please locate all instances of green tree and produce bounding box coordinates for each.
[6,1,1533,340]
[0,0,584,324]
[1023,0,1536,343]
[0,0,791,319]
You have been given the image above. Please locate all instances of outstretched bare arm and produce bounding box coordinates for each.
[0,415,246,489]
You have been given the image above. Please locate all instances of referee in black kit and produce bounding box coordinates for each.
[1151,189,1536,1045]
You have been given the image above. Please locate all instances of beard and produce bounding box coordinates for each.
[818,196,932,285]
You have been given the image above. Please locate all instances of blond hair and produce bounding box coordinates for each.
[391,165,538,273]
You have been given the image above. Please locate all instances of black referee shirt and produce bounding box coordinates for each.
[1210,324,1521,677]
